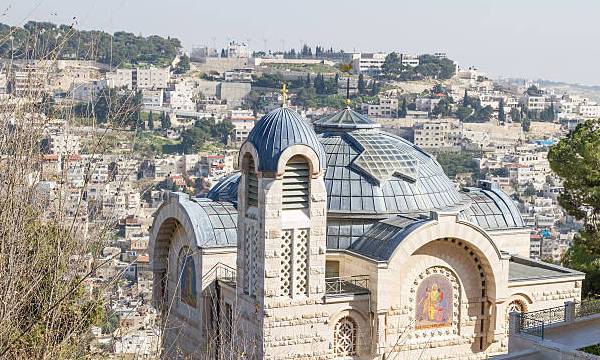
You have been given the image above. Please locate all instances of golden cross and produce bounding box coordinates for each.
[281,83,288,107]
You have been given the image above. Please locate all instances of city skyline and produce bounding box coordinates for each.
[2,0,599,85]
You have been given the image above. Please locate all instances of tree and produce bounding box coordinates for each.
[161,112,171,129]
[314,74,327,95]
[174,54,190,74]
[148,111,154,130]
[549,120,600,296]
[523,182,536,197]
[462,89,469,106]
[399,98,408,118]
[521,117,531,132]
[509,107,522,122]
[498,98,506,122]
[431,97,453,117]
[382,52,401,75]
[357,74,366,95]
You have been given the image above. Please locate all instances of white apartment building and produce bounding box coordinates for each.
[228,109,256,143]
[361,97,398,117]
[106,69,133,89]
[351,52,387,74]
[522,94,547,111]
[11,65,49,95]
[141,89,164,109]
[401,55,420,67]
[579,103,600,118]
[47,133,81,155]
[414,118,462,150]
[168,81,196,111]
[134,67,169,90]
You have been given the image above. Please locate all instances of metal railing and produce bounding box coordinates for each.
[517,313,545,339]
[522,305,566,326]
[325,275,370,296]
[202,262,237,286]
[575,299,600,319]
[515,299,600,340]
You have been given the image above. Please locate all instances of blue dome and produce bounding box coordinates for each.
[246,107,326,172]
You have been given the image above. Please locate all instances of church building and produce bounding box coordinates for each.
[150,97,583,359]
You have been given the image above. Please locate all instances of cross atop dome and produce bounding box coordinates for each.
[281,83,288,107]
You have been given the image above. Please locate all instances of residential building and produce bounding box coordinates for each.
[134,67,170,90]
[414,118,462,150]
[361,97,398,117]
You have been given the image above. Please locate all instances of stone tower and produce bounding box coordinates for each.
[236,105,329,358]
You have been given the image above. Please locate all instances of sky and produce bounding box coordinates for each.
[2,0,599,85]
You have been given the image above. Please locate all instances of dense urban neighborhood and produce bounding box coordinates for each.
[2,19,600,359]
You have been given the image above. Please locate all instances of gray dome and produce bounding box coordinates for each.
[206,172,240,206]
[459,181,525,230]
[314,107,381,131]
[318,128,463,216]
[246,107,326,172]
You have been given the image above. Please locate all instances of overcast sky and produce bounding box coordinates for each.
[2,0,599,85]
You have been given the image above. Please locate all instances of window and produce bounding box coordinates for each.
[246,156,258,207]
[334,316,358,356]
[282,156,310,210]
[178,247,197,307]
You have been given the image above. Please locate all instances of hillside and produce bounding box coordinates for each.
[0,21,181,67]
[536,79,600,103]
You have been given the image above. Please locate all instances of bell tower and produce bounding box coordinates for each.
[235,96,329,358]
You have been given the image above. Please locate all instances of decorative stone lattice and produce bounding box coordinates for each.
[334,316,358,356]
[294,229,309,296]
[244,222,258,297]
[279,230,293,296]
[279,228,310,298]
[408,266,460,339]
[243,225,251,295]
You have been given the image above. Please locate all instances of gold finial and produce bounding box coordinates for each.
[281,83,288,107]
[345,98,352,107]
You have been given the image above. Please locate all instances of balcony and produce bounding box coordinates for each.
[325,275,370,296]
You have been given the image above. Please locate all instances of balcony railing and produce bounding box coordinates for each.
[202,262,237,287]
[325,275,370,296]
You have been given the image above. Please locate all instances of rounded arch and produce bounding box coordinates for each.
[238,142,260,174]
[388,218,503,301]
[149,194,201,308]
[508,293,533,306]
[277,144,323,177]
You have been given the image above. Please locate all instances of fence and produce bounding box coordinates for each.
[325,275,370,296]
[516,299,600,339]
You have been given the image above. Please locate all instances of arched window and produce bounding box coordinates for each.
[179,247,197,307]
[282,155,310,210]
[245,155,258,208]
[334,316,357,356]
